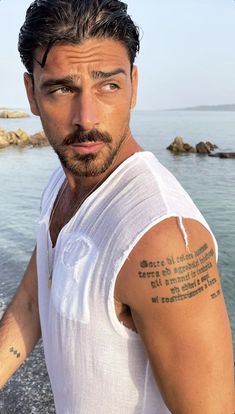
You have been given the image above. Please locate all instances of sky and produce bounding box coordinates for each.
[0,0,235,110]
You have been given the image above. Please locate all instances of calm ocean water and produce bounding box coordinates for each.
[0,110,234,413]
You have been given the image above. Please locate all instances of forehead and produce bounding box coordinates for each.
[33,38,131,79]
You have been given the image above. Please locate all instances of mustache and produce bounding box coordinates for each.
[63,128,112,145]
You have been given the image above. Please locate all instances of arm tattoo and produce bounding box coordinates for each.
[138,243,221,304]
[9,347,21,358]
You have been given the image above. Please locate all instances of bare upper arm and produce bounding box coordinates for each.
[115,217,235,412]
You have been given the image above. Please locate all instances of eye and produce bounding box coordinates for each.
[51,87,74,95]
[102,83,120,92]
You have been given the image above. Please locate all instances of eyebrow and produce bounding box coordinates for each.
[40,68,127,90]
[40,75,79,90]
[91,68,127,79]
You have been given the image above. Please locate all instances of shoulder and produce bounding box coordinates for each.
[116,217,220,309]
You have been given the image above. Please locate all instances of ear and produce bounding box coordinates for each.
[130,65,138,109]
[24,73,40,116]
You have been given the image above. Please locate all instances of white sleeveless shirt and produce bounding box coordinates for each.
[36,152,217,414]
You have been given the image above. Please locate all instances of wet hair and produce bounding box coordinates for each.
[18,0,140,74]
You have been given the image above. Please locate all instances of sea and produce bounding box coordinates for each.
[0,109,234,413]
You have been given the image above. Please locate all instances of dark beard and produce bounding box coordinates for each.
[52,127,126,177]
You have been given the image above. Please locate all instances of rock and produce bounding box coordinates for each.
[196,141,218,154]
[167,136,184,152]
[0,136,9,149]
[167,136,195,153]
[208,152,235,159]
[0,129,49,149]
[183,143,196,153]
[167,137,219,155]
[29,131,49,147]
[5,131,18,145]
[167,137,229,157]
[15,128,29,146]
[0,128,8,137]
[0,110,29,118]
[205,141,218,151]
[196,141,211,154]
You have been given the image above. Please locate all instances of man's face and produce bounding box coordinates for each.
[25,38,138,177]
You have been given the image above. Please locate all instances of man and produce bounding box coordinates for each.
[0,0,234,412]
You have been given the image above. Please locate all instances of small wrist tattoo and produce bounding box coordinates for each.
[9,347,21,358]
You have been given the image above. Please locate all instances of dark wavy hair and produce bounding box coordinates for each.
[18,0,140,74]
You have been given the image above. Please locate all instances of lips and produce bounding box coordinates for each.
[71,141,104,154]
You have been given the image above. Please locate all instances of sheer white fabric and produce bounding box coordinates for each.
[37,152,217,414]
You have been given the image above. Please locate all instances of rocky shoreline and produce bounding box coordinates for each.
[167,136,235,158]
[0,128,49,149]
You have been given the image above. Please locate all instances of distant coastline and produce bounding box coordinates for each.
[169,103,235,112]
[0,109,29,119]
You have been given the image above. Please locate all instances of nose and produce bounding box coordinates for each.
[72,91,100,131]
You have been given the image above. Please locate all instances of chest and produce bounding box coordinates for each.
[49,208,68,248]
[49,190,85,247]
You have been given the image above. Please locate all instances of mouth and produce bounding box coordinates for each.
[70,141,105,154]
